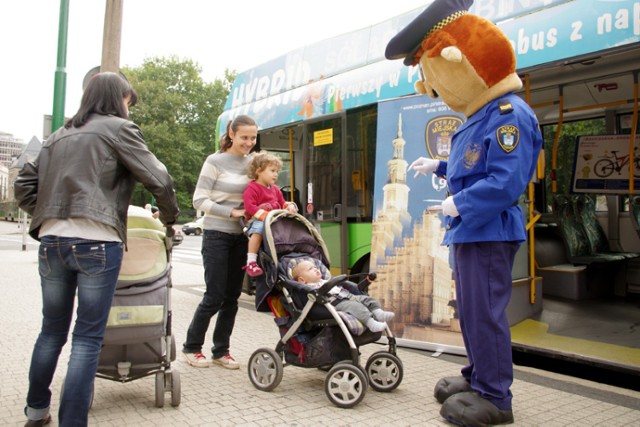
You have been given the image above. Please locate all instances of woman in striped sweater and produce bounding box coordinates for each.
[182,115,257,370]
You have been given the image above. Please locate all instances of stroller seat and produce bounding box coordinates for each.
[279,255,367,335]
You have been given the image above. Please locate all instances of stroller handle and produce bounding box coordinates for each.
[164,225,183,250]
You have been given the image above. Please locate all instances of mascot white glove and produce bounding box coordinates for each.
[408,157,439,178]
[441,196,459,217]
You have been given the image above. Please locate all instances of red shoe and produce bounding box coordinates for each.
[244,261,264,277]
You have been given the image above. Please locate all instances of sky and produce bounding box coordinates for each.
[0,0,429,143]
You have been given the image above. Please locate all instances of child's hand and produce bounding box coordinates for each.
[286,202,298,213]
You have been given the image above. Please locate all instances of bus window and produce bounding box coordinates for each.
[306,116,343,221]
[541,117,606,211]
[270,151,292,189]
[346,106,377,222]
[618,113,640,135]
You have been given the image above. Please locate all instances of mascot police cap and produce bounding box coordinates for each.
[385,0,473,66]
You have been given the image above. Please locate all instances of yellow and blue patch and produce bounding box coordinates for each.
[496,125,520,153]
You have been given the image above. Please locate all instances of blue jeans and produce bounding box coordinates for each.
[183,230,247,358]
[25,237,123,427]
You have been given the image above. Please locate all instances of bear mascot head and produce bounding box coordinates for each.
[385,0,522,118]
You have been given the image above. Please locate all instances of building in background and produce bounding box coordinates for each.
[0,132,25,168]
[0,164,8,201]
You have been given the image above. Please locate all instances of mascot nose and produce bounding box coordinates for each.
[414,80,439,99]
[414,80,427,95]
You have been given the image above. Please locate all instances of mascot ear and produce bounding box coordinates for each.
[441,46,462,63]
[414,80,428,94]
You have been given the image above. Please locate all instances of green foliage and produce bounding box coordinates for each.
[542,118,606,206]
[122,57,236,216]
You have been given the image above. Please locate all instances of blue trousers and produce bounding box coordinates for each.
[452,241,519,411]
[183,230,247,358]
[26,237,123,427]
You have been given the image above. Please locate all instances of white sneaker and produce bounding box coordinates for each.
[212,354,240,370]
[183,351,209,368]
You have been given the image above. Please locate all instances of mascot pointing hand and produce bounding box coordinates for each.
[386,1,543,425]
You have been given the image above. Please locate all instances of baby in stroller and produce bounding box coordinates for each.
[247,210,403,408]
[291,259,394,332]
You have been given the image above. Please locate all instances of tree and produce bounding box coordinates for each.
[123,57,236,218]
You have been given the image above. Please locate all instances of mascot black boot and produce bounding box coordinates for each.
[434,376,472,404]
[441,392,514,427]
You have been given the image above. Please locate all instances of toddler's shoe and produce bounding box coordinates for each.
[244,261,264,277]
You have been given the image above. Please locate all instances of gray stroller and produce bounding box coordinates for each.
[96,205,181,408]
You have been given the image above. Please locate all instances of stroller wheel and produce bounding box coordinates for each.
[155,371,165,408]
[248,348,283,391]
[170,370,181,407]
[325,363,368,408]
[365,351,403,392]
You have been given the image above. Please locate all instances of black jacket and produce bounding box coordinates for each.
[14,114,179,242]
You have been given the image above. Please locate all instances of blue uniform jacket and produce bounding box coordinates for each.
[435,93,543,244]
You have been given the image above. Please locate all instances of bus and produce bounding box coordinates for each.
[217,1,640,378]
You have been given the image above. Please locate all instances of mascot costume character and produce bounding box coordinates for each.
[386,0,543,425]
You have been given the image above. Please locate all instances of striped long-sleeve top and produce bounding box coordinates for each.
[192,151,252,234]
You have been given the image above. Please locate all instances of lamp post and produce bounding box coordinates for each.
[101,0,123,73]
[51,0,69,134]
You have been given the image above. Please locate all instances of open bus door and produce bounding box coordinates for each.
[303,113,348,275]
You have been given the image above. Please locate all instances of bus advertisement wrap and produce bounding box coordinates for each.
[369,95,465,349]
[219,1,638,135]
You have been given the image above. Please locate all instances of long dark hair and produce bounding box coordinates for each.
[219,115,257,152]
[66,72,138,129]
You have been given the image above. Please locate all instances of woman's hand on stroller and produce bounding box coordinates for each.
[165,225,183,248]
[231,207,246,219]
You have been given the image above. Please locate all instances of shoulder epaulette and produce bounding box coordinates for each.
[498,100,514,115]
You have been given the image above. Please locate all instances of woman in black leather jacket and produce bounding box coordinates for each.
[15,72,179,427]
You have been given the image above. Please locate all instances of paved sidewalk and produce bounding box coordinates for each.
[0,220,638,426]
